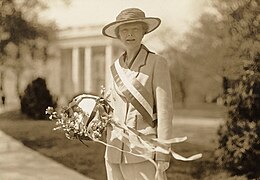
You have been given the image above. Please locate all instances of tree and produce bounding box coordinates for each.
[0,0,56,99]
[160,12,228,106]
[215,0,260,178]
[159,0,259,177]
[158,28,188,106]
[21,77,57,119]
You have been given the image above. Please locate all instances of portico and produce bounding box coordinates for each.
[56,25,122,100]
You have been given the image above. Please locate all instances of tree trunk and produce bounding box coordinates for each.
[16,70,22,100]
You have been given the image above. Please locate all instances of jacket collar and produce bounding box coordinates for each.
[119,44,150,72]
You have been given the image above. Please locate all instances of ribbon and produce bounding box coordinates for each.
[90,119,202,180]
[111,58,156,127]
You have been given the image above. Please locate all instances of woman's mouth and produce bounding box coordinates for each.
[126,39,135,42]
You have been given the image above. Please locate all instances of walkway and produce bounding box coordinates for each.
[0,130,93,180]
[0,105,224,180]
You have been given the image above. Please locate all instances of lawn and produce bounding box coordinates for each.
[0,107,247,180]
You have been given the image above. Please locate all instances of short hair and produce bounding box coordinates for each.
[115,22,148,38]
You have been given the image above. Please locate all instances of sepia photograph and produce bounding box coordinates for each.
[0,0,259,179]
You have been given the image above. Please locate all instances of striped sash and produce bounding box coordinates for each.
[111,55,157,127]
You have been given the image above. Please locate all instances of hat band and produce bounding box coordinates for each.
[116,12,145,21]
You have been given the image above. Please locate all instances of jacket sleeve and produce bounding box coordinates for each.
[153,56,174,162]
[106,68,115,109]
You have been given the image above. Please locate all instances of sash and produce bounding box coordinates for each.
[111,48,157,127]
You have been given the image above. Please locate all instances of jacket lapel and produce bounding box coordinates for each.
[111,48,156,127]
[130,45,149,74]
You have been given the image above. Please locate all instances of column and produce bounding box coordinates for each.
[105,45,113,90]
[84,47,92,93]
[72,47,79,93]
[60,48,72,101]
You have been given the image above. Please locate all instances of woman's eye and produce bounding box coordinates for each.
[120,29,127,34]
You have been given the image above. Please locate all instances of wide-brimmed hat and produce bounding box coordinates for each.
[102,8,161,39]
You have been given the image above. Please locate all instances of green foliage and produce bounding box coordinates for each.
[20,77,57,119]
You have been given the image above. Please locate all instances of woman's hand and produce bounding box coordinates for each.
[157,161,170,171]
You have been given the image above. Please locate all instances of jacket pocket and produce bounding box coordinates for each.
[136,114,157,135]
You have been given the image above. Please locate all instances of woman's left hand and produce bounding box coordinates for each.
[157,161,170,172]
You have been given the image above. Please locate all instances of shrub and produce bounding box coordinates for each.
[216,53,260,178]
[20,77,57,119]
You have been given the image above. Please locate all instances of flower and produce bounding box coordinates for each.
[46,93,202,165]
[46,94,113,140]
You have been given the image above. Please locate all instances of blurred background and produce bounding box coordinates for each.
[0,0,225,108]
[0,0,259,180]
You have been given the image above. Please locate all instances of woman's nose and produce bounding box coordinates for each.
[127,30,133,37]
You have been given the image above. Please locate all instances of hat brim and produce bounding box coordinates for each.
[102,17,161,39]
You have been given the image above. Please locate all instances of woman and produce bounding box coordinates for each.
[102,8,174,180]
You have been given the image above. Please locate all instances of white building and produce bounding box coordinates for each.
[53,25,122,103]
[2,25,123,108]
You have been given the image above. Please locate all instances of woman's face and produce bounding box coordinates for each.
[118,22,145,50]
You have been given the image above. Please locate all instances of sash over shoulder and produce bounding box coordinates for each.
[110,47,157,127]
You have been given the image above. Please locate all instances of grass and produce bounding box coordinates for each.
[0,107,247,180]
[0,111,106,180]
